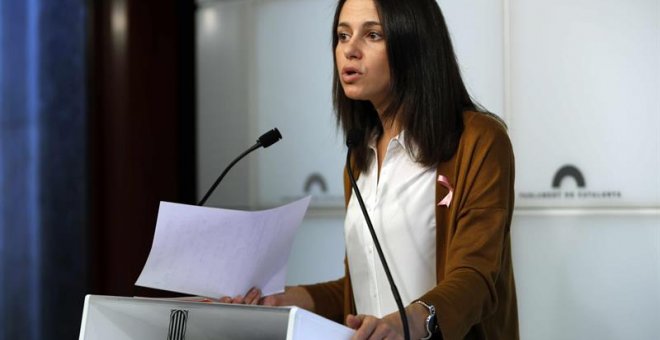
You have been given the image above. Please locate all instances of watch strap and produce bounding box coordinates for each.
[415,300,437,340]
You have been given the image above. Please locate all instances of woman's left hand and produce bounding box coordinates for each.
[346,302,430,340]
[346,313,403,340]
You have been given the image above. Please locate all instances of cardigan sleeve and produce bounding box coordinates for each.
[419,115,515,340]
[299,167,356,323]
[301,276,346,323]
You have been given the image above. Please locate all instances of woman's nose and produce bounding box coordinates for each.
[343,40,362,60]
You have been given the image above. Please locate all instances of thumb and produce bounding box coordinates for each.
[261,295,279,306]
[345,314,364,329]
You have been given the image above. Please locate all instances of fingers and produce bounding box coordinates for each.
[244,287,261,305]
[219,287,262,305]
[348,314,402,340]
[260,295,278,306]
[351,315,377,340]
[346,314,364,329]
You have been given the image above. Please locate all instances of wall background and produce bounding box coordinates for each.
[196,0,660,339]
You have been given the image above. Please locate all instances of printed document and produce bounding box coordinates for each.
[135,197,311,298]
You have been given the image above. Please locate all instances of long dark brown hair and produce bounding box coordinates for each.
[333,0,480,171]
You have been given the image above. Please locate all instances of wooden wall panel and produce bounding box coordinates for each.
[88,0,196,297]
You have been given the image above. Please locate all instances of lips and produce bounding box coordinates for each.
[341,66,362,83]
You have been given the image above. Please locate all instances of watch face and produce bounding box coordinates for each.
[423,314,437,339]
[416,300,437,338]
[428,314,437,332]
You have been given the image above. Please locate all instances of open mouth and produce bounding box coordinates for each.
[343,67,361,76]
[342,67,362,82]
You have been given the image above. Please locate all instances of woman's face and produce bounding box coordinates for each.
[335,0,391,111]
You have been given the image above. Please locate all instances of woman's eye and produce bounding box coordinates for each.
[337,32,350,41]
[367,32,383,40]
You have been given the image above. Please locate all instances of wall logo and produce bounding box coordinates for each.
[519,164,622,201]
[304,173,328,194]
[552,165,585,189]
[168,310,188,340]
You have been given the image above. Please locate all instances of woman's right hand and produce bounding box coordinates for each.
[218,286,314,311]
[218,287,266,305]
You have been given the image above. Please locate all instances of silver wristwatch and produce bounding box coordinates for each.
[415,300,438,340]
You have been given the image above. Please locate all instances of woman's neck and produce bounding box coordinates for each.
[379,121,400,144]
[375,113,402,180]
[376,104,402,143]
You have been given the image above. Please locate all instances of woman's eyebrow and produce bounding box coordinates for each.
[362,21,382,28]
[337,21,382,30]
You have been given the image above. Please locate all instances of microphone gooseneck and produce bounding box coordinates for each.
[198,128,283,206]
[345,129,411,340]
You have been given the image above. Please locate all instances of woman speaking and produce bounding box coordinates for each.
[225,1,518,339]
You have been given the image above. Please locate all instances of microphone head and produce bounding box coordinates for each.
[258,128,282,148]
[346,129,363,148]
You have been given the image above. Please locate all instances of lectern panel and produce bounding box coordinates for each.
[79,296,289,340]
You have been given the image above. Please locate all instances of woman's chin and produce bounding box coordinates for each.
[343,90,369,102]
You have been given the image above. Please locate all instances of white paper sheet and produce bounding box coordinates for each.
[135,197,311,298]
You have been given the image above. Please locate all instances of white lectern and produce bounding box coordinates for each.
[79,295,354,340]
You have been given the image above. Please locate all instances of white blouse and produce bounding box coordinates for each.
[345,132,437,317]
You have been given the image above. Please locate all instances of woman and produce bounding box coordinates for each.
[227,0,518,339]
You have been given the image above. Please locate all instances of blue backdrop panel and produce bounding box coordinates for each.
[0,0,87,339]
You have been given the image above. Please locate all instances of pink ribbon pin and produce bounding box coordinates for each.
[437,175,454,208]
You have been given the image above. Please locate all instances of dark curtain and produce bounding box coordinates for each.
[0,0,88,339]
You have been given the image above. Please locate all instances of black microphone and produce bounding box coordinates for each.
[198,128,282,206]
[345,129,410,340]
[257,128,282,148]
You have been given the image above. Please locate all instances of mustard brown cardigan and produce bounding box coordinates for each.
[302,111,519,340]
